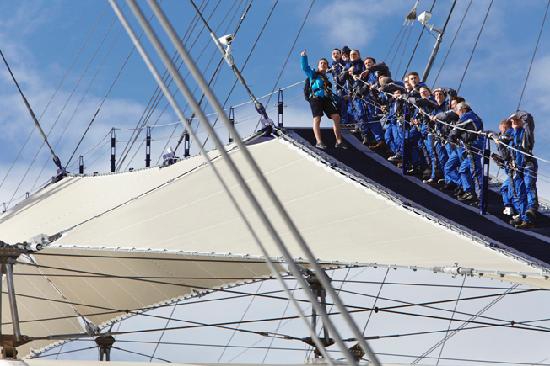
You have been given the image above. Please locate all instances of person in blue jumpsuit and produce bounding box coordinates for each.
[410,86,439,182]
[440,97,464,192]
[300,50,345,149]
[489,119,514,216]
[330,48,349,125]
[451,102,484,203]
[508,117,534,229]
[384,89,407,160]
[351,57,386,149]
[508,112,537,219]
[423,88,451,185]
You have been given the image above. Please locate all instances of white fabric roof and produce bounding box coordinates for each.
[0,137,548,356]
[44,139,550,283]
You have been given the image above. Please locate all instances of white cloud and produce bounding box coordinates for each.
[312,0,410,50]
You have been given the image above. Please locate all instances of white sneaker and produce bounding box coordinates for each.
[512,214,520,220]
[503,206,514,216]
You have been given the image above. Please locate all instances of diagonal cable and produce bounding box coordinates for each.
[0,49,63,171]
[432,0,473,87]
[516,0,550,110]
[412,283,519,364]
[457,0,494,93]
[435,275,467,366]
[109,1,337,363]
[142,0,379,363]
[401,0,437,79]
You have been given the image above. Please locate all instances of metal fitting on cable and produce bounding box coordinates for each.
[255,102,268,119]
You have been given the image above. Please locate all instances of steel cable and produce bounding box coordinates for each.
[401,0,437,79]
[516,0,550,111]
[431,0,473,87]
[457,0,494,93]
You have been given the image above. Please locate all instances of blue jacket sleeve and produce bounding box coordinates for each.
[301,55,314,79]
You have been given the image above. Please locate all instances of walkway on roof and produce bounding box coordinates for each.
[287,127,550,268]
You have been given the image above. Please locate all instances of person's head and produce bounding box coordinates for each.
[433,88,446,104]
[455,101,470,116]
[350,49,360,61]
[342,53,349,62]
[450,96,465,111]
[318,58,329,72]
[341,45,351,56]
[378,75,392,86]
[364,57,376,68]
[379,76,392,87]
[510,115,524,130]
[393,89,402,98]
[499,118,512,133]
[419,86,431,99]
[403,76,412,90]
[331,48,341,62]
[406,72,420,87]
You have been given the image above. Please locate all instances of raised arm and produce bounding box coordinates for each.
[300,50,314,79]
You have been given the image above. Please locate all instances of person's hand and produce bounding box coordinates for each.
[488,132,500,143]
[300,50,306,57]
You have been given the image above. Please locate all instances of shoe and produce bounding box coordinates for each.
[512,214,520,220]
[315,142,327,150]
[515,220,535,229]
[437,178,446,185]
[423,178,439,187]
[526,208,538,220]
[457,191,477,202]
[362,136,371,145]
[406,167,421,176]
[370,141,387,151]
[503,206,514,216]
[387,155,402,162]
[422,168,432,180]
[509,217,522,226]
[335,141,348,149]
[453,187,464,197]
[442,182,457,192]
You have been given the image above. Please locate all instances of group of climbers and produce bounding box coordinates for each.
[300,47,538,229]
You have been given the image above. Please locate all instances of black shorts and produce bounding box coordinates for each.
[309,96,339,118]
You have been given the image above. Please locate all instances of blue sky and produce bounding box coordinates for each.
[2,0,550,205]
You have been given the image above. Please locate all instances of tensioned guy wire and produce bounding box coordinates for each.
[143,0,380,363]
[109,1,337,363]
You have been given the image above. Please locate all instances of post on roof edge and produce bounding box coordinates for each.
[110,128,117,173]
[79,156,85,175]
[228,107,235,144]
[95,335,116,361]
[277,89,284,128]
[302,269,334,360]
[0,244,31,359]
[145,126,152,168]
